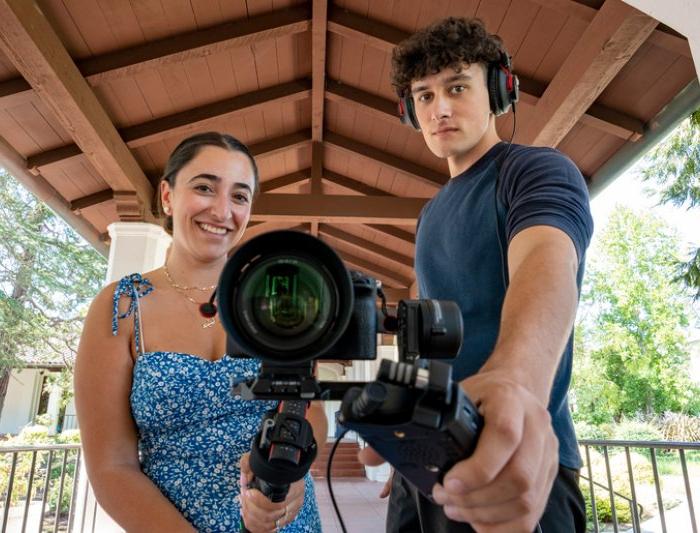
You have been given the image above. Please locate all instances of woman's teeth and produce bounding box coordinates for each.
[198,222,227,235]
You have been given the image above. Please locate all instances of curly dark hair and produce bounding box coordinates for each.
[391,17,505,97]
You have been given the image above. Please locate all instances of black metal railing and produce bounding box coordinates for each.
[0,444,81,533]
[2,439,698,532]
[579,439,700,533]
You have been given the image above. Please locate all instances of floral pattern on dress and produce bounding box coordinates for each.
[113,274,322,533]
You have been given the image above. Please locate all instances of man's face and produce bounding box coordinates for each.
[410,63,494,163]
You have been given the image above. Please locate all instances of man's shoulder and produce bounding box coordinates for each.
[502,144,578,171]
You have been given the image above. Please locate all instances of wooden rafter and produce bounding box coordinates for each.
[261,170,310,193]
[0,0,154,221]
[310,0,328,236]
[526,0,691,57]
[323,169,393,196]
[336,249,412,288]
[318,224,413,267]
[515,0,658,147]
[363,224,416,245]
[325,132,446,188]
[250,194,426,224]
[249,130,311,159]
[0,6,311,110]
[26,80,312,170]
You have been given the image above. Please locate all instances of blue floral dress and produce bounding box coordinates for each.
[113,274,322,532]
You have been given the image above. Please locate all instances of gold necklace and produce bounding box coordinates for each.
[163,264,216,291]
[163,264,217,328]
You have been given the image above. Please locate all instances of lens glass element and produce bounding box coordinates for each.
[237,256,336,350]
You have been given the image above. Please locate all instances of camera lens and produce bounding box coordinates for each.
[237,256,336,350]
[218,231,354,364]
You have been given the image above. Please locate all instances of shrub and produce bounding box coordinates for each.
[612,418,663,442]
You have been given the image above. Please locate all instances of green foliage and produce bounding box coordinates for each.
[0,425,81,514]
[611,419,664,442]
[641,109,700,299]
[572,207,699,423]
[0,169,106,410]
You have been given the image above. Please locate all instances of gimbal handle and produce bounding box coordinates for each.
[240,401,317,533]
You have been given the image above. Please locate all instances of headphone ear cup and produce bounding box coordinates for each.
[489,62,509,116]
[399,96,421,131]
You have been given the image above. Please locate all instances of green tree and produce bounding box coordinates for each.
[0,169,106,417]
[641,109,700,299]
[572,206,699,423]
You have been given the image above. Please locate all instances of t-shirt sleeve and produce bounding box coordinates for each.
[500,148,594,263]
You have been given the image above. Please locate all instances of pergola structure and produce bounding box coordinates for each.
[0,0,699,300]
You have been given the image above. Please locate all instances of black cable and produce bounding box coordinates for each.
[326,428,350,533]
[494,105,518,291]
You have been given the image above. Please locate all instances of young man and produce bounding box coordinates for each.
[360,17,592,533]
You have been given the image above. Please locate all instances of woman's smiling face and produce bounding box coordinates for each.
[160,144,256,263]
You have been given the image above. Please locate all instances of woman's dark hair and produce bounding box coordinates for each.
[159,131,259,233]
[391,17,504,97]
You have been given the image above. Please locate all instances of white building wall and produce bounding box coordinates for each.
[0,368,42,435]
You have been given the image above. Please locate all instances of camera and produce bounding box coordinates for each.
[217,230,482,513]
[218,230,464,368]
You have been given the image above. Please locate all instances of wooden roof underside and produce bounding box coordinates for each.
[0,0,697,299]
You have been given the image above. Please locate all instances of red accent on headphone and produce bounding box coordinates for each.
[501,65,514,92]
[398,98,406,117]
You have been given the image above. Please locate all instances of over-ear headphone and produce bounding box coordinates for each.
[398,51,519,131]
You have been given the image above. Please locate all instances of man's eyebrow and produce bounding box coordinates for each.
[411,73,474,95]
[189,173,252,191]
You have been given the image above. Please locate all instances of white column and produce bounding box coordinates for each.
[105,222,171,283]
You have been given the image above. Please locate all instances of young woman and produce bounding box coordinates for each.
[74,132,325,533]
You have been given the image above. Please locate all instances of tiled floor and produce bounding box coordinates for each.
[314,478,389,533]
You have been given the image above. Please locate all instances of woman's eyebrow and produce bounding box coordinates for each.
[189,173,251,191]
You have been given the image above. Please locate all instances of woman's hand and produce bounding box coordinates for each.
[239,452,305,532]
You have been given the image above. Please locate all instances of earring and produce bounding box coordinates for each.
[163,206,172,215]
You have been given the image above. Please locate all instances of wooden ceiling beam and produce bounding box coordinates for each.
[249,129,311,158]
[363,224,416,245]
[319,224,413,267]
[515,0,658,147]
[250,194,426,224]
[323,169,393,196]
[311,0,328,143]
[325,132,446,188]
[517,77,645,141]
[526,0,691,58]
[69,188,114,212]
[121,79,311,148]
[336,249,412,288]
[0,6,311,109]
[27,80,312,170]
[261,169,310,193]
[0,0,154,221]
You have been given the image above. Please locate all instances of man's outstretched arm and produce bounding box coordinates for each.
[432,224,579,533]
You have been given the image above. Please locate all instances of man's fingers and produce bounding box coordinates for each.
[443,402,524,493]
[358,446,385,466]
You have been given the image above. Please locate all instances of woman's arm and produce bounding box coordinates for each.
[74,285,195,533]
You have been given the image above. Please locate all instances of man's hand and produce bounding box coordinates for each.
[239,452,305,532]
[431,370,559,532]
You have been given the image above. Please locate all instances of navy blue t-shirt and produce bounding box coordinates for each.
[414,142,593,469]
